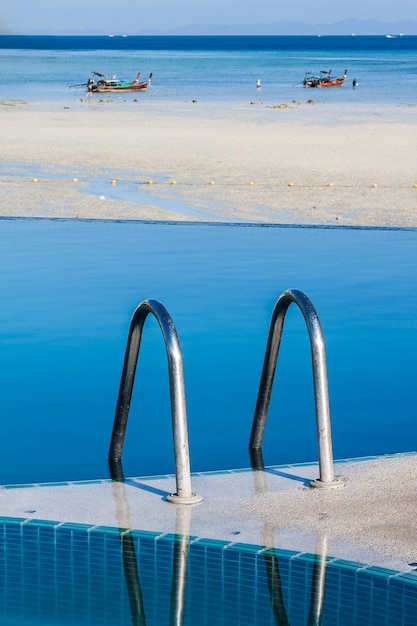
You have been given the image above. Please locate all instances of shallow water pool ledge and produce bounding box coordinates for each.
[1,452,417,575]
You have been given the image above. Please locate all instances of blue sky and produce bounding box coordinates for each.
[1,0,416,34]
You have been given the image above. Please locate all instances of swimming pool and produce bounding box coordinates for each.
[0,218,416,484]
[0,516,416,625]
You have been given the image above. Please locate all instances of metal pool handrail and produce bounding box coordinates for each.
[109,299,202,505]
[249,289,344,489]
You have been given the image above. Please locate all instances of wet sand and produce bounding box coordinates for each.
[1,97,417,226]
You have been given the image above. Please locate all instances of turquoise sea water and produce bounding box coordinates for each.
[1,35,417,105]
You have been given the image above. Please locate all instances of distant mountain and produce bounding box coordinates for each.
[6,18,417,37]
[135,19,417,36]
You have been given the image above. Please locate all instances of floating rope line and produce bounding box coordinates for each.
[134,180,417,189]
[25,178,417,189]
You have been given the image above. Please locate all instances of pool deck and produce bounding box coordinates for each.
[1,452,417,575]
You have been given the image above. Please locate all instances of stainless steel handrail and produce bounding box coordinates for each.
[249,289,344,489]
[109,299,202,504]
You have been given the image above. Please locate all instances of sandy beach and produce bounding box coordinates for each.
[1,96,417,226]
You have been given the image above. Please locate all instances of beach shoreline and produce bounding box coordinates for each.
[1,97,417,227]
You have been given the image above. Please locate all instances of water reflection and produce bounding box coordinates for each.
[110,460,146,626]
[263,549,291,625]
[109,454,330,626]
[170,506,192,626]
[109,460,192,626]
[250,450,328,626]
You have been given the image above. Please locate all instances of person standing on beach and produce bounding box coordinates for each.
[256,78,261,91]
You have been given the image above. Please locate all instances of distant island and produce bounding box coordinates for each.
[4,18,417,37]
[137,19,417,37]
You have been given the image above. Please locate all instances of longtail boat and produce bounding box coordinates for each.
[87,71,153,93]
[303,69,347,88]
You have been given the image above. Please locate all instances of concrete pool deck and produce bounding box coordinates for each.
[1,452,417,576]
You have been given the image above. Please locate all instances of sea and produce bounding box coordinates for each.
[1,34,417,106]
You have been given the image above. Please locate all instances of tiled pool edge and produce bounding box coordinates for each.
[0,516,416,587]
[1,451,416,577]
[2,450,415,491]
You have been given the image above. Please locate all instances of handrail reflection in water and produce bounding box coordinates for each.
[110,460,146,626]
[110,459,193,626]
[250,450,328,626]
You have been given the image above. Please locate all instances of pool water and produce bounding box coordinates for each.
[0,218,416,484]
[0,517,416,626]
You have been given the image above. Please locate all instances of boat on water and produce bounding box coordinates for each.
[87,71,153,93]
[303,69,348,88]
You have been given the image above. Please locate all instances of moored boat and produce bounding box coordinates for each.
[303,69,347,88]
[87,71,153,93]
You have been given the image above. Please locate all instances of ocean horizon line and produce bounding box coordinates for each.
[2,33,417,38]
[2,16,417,37]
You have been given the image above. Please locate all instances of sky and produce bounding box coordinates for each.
[1,0,416,35]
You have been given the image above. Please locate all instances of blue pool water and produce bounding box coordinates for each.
[0,218,416,484]
[0,517,416,626]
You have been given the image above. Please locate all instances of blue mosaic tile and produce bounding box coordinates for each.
[73,479,105,485]
[328,558,367,571]
[39,482,70,487]
[0,517,415,624]
[360,565,401,578]
[129,529,162,540]
[262,547,300,559]
[392,572,417,585]
[156,532,198,543]
[0,516,26,525]
[225,542,263,553]
[57,522,95,532]
[192,538,232,549]
[3,483,36,489]
[89,525,128,535]
[24,519,61,527]
[293,551,333,564]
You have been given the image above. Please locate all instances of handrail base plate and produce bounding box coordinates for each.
[309,478,345,490]
[165,493,203,505]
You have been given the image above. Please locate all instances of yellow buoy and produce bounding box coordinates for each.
[32,178,38,183]
[288,182,294,187]
[372,183,378,188]
[148,180,154,185]
[327,182,334,187]
[111,179,116,185]
[72,178,78,183]
[209,181,215,185]
[171,180,177,185]
[414,184,417,188]
[249,181,254,186]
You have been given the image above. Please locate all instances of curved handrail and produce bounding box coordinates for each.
[109,299,202,504]
[249,289,343,489]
